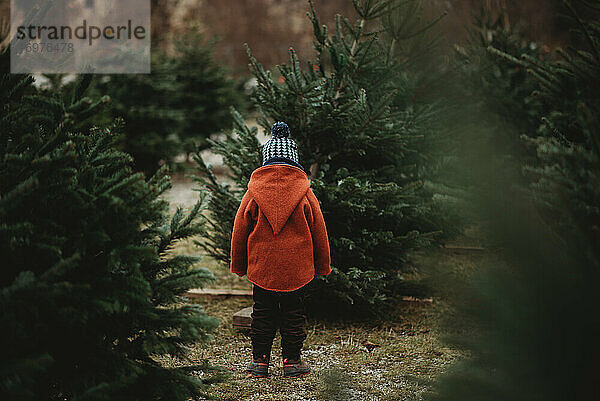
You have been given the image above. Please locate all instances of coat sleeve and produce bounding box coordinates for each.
[230,191,255,276]
[306,189,331,276]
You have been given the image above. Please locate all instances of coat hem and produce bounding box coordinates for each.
[230,266,247,276]
[315,266,331,276]
[247,276,314,292]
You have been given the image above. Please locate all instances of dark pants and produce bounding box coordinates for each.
[250,284,308,361]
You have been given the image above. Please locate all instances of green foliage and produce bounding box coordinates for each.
[430,199,599,401]
[451,5,547,187]
[431,1,600,399]
[0,47,219,400]
[460,6,545,133]
[168,31,247,154]
[94,33,245,175]
[515,0,600,245]
[194,109,261,267]
[92,54,182,176]
[195,0,457,316]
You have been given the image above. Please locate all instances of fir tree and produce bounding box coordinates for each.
[195,0,455,316]
[430,1,600,399]
[458,5,544,139]
[451,4,546,186]
[95,33,244,175]
[167,31,246,156]
[0,45,219,400]
[94,54,182,176]
[507,1,600,245]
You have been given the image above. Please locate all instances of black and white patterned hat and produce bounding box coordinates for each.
[262,122,299,165]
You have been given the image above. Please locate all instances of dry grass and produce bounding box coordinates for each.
[175,294,462,401]
[157,243,486,400]
[161,176,486,400]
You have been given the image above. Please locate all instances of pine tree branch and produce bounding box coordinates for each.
[563,0,600,63]
[334,18,365,102]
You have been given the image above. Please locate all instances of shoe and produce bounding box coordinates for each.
[283,358,310,378]
[245,355,269,378]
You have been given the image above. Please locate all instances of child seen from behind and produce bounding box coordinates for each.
[230,122,331,378]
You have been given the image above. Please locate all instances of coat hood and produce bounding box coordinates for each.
[248,164,310,235]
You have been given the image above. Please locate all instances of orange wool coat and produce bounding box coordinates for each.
[230,164,331,291]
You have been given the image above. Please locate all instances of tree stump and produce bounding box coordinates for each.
[233,306,253,330]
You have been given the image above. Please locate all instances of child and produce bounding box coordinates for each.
[230,122,331,378]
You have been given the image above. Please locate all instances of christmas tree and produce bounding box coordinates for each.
[0,45,219,399]
[430,1,600,399]
[451,4,546,187]
[95,32,244,175]
[195,0,456,316]
[93,53,182,175]
[167,31,246,157]
[458,4,544,137]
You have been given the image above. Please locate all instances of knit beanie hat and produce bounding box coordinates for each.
[262,122,300,166]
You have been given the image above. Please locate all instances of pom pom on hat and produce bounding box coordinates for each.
[271,122,290,138]
[262,121,300,166]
